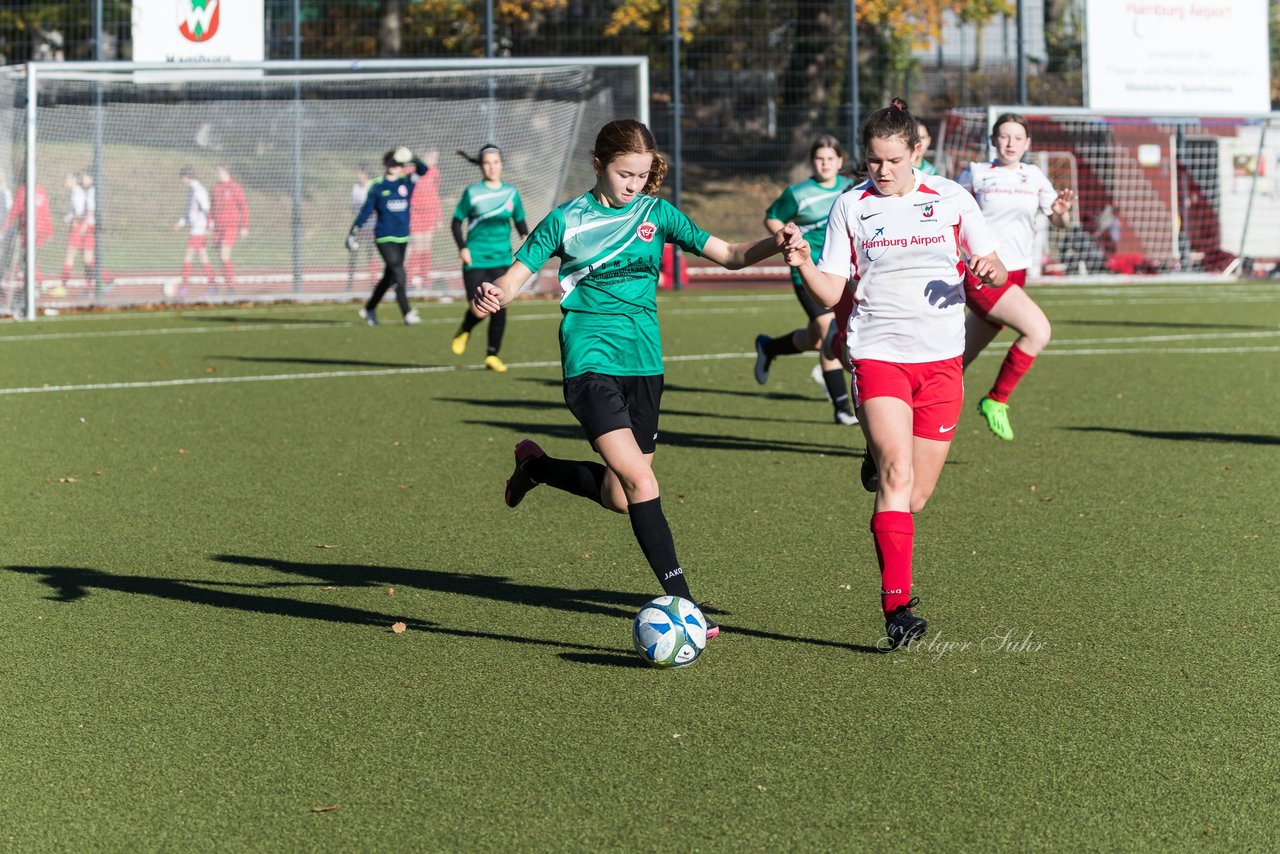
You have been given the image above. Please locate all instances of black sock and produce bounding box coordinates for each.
[628,497,693,600]
[460,310,482,335]
[763,332,803,359]
[487,307,506,356]
[822,368,849,406]
[525,455,607,506]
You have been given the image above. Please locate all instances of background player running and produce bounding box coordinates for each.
[789,99,1007,650]
[470,119,805,638]
[449,145,527,373]
[347,147,429,326]
[956,113,1074,442]
[753,135,858,425]
[210,165,250,295]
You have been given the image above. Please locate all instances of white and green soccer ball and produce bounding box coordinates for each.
[632,595,708,668]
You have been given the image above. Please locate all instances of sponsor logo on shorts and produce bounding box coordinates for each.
[636,221,656,242]
[939,423,956,433]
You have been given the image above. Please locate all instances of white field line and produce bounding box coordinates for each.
[1,343,1278,396]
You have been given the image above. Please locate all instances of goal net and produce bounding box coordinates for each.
[938,107,1280,280]
[0,58,648,317]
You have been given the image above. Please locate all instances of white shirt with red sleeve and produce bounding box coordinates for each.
[818,170,998,364]
[956,161,1056,271]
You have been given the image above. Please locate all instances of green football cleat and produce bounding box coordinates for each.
[978,396,1014,441]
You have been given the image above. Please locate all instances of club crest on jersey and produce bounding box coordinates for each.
[398,185,408,197]
[636,221,656,242]
[921,204,934,218]
[177,0,219,42]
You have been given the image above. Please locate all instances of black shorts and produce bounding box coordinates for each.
[463,266,510,302]
[563,372,664,454]
[792,280,834,322]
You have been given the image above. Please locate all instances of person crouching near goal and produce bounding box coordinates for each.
[469,118,807,639]
[788,99,1007,650]
[346,147,429,326]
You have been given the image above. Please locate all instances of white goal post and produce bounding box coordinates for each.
[0,58,649,319]
[938,106,1280,282]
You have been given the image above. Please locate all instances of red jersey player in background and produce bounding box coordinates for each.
[408,149,441,289]
[789,98,1007,650]
[59,170,96,295]
[956,113,1074,442]
[210,165,250,294]
[2,177,54,294]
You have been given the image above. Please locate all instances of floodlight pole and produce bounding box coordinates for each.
[1016,0,1027,104]
[670,0,684,289]
[849,0,859,150]
[291,0,304,292]
[92,0,104,299]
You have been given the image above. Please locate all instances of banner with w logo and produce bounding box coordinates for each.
[133,0,262,62]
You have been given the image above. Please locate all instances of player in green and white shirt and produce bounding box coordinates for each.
[449,145,528,372]
[471,119,805,638]
[751,135,860,425]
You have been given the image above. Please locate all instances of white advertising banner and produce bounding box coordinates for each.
[1085,1,1270,114]
[1217,129,1280,257]
[132,0,264,64]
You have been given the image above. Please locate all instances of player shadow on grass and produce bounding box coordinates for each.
[515,375,824,405]
[186,315,351,325]
[212,555,885,658]
[1066,426,1280,445]
[211,354,427,369]
[438,395,833,427]
[460,418,859,458]
[1056,318,1276,332]
[4,563,619,654]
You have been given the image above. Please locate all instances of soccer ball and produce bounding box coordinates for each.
[632,595,709,668]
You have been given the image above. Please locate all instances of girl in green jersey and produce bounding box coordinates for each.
[449,145,527,373]
[753,134,858,425]
[471,119,804,638]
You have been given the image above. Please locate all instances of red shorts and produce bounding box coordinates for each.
[214,230,239,250]
[965,268,1027,319]
[185,234,207,251]
[68,221,95,252]
[851,357,964,441]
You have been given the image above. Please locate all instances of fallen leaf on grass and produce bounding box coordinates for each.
[391,622,407,634]
[178,448,188,455]
[204,366,217,374]
[322,586,339,591]
[398,483,412,490]
[387,587,395,596]
[315,544,339,549]
[311,804,340,813]
[58,477,81,484]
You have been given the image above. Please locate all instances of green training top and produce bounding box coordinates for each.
[764,176,854,285]
[453,181,525,269]
[515,191,711,379]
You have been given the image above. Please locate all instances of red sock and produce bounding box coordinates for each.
[180,262,191,285]
[988,343,1036,404]
[871,511,914,614]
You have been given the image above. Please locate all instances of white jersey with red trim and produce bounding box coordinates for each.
[818,170,997,364]
[956,161,1056,270]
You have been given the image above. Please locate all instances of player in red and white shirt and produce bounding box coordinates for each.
[173,166,213,298]
[788,98,1007,650]
[210,165,250,294]
[956,113,1074,442]
[60,170,96,293]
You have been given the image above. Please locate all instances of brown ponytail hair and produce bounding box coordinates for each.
[592,119,667,196]
[455,144,502,167]
[860,97,920,161]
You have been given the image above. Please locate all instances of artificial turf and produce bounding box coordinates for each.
[1,282,1277,850]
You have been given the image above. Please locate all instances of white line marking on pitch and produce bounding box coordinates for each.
[2,345,1278,396]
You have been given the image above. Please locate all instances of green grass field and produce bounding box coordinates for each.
[2,282,1277,850]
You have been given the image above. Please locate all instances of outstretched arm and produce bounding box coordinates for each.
[1049,188,1075,229]
[699,222,805,270]
[470,260,534,316]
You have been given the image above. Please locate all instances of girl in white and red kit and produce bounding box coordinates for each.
[957,113,1075,442]
[788,99,1007,649]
